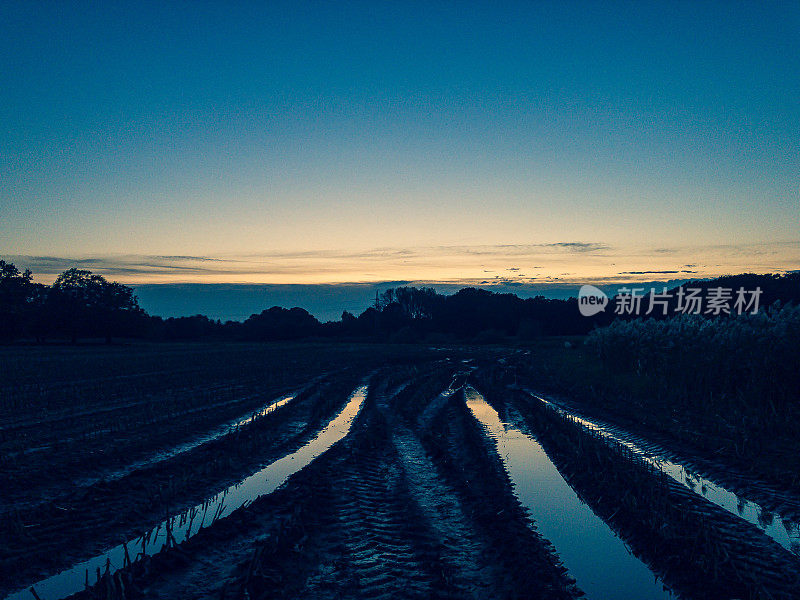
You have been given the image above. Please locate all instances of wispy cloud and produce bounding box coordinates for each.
[619,270,698,275]
[7,255,237,276]
[543,242,610,252]
[3,239,797,285]
[155,255,229,262]
[450,242,611,257]
[249,242,612,261]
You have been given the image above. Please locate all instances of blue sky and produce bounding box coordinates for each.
[2,1,799,288]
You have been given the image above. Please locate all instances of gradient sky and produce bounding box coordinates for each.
[2,1,799,286]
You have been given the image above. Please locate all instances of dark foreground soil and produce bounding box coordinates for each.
[3,343,800,600]
[35,368,579,600]
[0,372,362,588]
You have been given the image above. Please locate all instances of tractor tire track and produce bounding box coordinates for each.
[0,374,361,596]
[488,382,800,600]
[415,386,580,600]
[378,386,499,598]
[283,389,450,600]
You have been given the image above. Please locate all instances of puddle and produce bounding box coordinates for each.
[524,390,800,555]
[8,385,368,600]
[74,392,299,488]
[465,387,673,600]
[231,394,296,428]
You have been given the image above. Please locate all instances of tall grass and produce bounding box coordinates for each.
[586,304,800,412]
[580,305,800,489]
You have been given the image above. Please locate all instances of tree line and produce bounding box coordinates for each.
[1,259,797,344]
[0,262,143,343]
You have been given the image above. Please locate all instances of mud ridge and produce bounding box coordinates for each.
[421,387,580,599]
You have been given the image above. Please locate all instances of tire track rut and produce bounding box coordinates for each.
[35,368,581,600]
[379,386,497,598]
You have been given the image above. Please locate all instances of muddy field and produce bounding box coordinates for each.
[1,343,799,600]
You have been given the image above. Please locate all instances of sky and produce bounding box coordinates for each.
[2,1,799,303]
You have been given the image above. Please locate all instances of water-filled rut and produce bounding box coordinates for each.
[522,389,800,555]
[5,386,368,600]
[465,387,673,600]
[75,391,299,488]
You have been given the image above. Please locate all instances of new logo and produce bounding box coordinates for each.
[578,285,608,317]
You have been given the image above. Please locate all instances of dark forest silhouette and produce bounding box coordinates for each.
[1,259,798,343]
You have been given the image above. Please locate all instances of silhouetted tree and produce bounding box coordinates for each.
[26,282,50,342]
[0,260,34,340]
[48,268,142,343]
[157,315,221,340]
[242,306,321,341]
